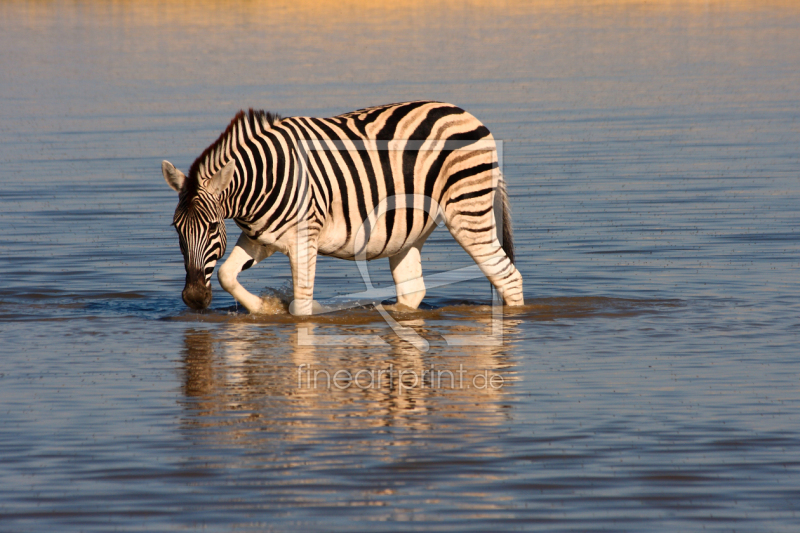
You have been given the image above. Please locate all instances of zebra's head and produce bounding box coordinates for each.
[162,159,236,310]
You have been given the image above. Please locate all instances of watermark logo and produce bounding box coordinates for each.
[293,140,507,351]
[297,363,505,391]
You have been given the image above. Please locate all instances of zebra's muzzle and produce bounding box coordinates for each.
[183,267,212,310]
[182,282,212,310]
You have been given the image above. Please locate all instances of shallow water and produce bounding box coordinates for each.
[1,1,799,531]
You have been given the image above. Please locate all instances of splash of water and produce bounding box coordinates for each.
[258,284,293,315]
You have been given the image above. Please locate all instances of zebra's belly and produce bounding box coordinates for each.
[317,210,435,261]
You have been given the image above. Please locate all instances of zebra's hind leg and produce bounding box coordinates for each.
[445,210,524,306]
[218,233,275,314]
[389,243,426,309]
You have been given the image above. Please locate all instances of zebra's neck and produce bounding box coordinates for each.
[220,148,278,226]
[187,108,284,228]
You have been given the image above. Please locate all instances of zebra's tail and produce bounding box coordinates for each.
[496,177,515,266]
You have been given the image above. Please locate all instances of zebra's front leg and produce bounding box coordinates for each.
[389,244,425,309]
[218,233,274,314]
[288,240,320,316]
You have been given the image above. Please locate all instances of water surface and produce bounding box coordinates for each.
[1,1,799,531]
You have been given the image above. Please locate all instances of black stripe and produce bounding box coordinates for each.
[402,106,464,246]
[309,118,371,243]
[446,187,494,206]
[374,102,429,253]
[246,126,296,233]
[271,144,301,230]
[290,118,354,245]
[290,131,334,223]
[331,119,381,221]
[322,119,384,254]
[240,125,266,216]
[456,206,493,217]
[422,125,492,228]
[442,161,498,194]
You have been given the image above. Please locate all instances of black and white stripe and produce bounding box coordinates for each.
[163,101,523,314]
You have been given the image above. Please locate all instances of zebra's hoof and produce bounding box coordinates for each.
[288,299,312,316]
[288,299,329,316]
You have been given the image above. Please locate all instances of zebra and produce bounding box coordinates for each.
[162,100,524,315]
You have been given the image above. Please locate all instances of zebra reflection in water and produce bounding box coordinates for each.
[178,319,518,445]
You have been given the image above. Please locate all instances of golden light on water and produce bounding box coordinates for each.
[2,0,800,528]
[7,0,800,25]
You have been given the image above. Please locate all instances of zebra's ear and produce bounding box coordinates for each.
[206,159,236,198]
[162,161,185,193]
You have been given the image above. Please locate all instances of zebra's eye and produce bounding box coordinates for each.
[208,222,219,233]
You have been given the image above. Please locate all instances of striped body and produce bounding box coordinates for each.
[162,101,523,314]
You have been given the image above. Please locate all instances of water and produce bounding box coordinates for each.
[1,1,799,531]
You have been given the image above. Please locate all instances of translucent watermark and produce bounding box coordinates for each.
[297,363,505,391]
[292,139,507,351]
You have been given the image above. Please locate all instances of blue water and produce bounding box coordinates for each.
[1,1,799,531]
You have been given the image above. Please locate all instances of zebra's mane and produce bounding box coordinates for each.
[183,109,282,198]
